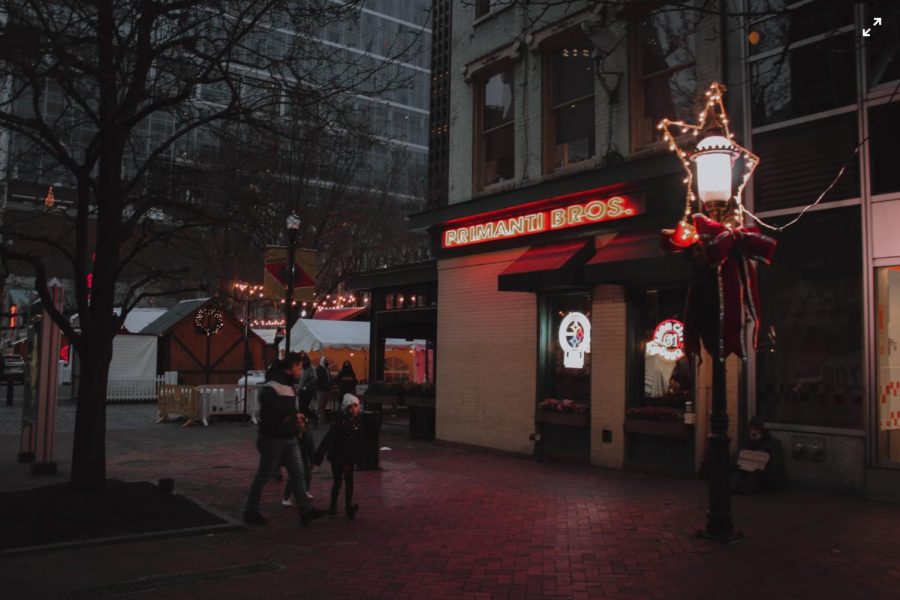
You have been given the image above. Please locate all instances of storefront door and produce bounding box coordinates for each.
[624,288,696,476]
[875,266,900,467]
[537,293,592,461]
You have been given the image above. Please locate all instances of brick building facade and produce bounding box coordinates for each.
[410,1,900,499]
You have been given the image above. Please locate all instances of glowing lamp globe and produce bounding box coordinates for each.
[692,135,737,206]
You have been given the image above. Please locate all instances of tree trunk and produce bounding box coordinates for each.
[70,339,113,491]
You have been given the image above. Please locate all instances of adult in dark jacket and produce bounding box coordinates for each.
[314,393,365,518]
[731,415,786,494]
[282,412,316,505]
[296,356,316,418]
[243,353,327,525]
[337,360,358,396]
[314,355,332,424]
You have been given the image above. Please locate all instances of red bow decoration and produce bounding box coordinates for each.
[662,214,776,360]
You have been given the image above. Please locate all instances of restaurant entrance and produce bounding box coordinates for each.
[537,292,592,462]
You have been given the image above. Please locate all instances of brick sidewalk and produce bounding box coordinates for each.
[1,420,898,599]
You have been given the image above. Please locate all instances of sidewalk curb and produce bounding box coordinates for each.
[1,484,245,557]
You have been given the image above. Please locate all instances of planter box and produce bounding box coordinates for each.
[624,418,692,438]
[405,396,435,408]
[362,394,399,408]
[538,411,590,428]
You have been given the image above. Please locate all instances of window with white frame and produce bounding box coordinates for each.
[474,68,515,190]
[543,39,595,172]
[630,5,698,149]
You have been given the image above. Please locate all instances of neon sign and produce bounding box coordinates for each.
[646,319,684,361]
[442,192,643,249]
[558,312,591,369]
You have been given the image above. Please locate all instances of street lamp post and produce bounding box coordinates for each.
[659,82,776,543]
[285,213,301,356]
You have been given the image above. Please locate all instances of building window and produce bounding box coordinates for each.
[631,7,698,149]
[475,0,491,19]
[868,101,900,195]
[756,207,863,428]
[624,288,695,475]
[875,266,900,465]
[385,293,394,310]
[384,356,411,383]
[543,43,595,172]
[474,69,515,190]
[752,112,860,212]
[748,0,856,126]
[866,1,900,88]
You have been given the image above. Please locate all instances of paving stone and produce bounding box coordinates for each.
[0,407,898,598]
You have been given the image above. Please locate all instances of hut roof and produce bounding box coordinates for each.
[139,298,210,335]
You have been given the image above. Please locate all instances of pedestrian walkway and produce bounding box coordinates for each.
[1,417,898,599]
[0,394,157,435]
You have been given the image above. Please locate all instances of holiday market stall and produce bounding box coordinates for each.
[140,298,266,386]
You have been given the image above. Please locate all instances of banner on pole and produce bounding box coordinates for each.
[263,246,316,302]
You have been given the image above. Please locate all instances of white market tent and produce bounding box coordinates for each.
[252,328,278,345]
[278,319,431,383]
[113,307,168,334]
[279,319,370,352]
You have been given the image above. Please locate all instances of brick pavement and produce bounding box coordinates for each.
[0,412,898,599]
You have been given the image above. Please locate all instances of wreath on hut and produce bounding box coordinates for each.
[194,307,224,336]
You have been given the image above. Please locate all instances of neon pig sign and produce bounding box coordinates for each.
[559,312,591,369]
[442,191,643,249]
[646,319,685,361]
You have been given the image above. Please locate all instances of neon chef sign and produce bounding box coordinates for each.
[442,191,644,249]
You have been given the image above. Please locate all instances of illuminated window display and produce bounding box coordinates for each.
[876,267,900,466]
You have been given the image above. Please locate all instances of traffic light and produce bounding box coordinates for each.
[8,304,17,329]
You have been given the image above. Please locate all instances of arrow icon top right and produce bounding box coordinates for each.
[874,17,882,26]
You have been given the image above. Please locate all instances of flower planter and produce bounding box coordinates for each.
[405,396,435,408]
[538,411,590,428]
[362,394,398,409]
[623,418,692,438]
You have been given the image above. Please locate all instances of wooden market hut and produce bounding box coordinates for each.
[140,298,266,386]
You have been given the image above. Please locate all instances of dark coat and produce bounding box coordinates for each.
[314,414,364,466]
[257,371,299,440]
[734,430,786,490]
[337,369,357,396]
[297,429,316,468]
[315,364,331,392]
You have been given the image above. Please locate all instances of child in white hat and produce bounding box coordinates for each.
[313,393,365,518]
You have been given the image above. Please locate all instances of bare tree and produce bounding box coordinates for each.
[0,0,425,491]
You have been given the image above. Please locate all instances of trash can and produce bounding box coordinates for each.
[357,410,381,471]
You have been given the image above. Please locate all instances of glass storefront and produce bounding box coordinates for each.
[537,293,592,460]
[625,288,695,475]
[875,267,900,466]
[756,206,864,428]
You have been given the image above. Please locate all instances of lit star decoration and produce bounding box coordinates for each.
[659,81,776,361]
[657,81,760,244]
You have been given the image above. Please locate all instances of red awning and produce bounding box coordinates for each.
[583,231,690,284]
[498,239,594,292]
[313,307,368,321]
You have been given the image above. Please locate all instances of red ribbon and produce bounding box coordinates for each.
[662,214,776,360]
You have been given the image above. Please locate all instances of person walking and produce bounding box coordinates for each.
[337,360,358,397]
[297,355,316,419]
[282,412,316,505]
[314,355,332,425]
[243,353,328,526]
[314,393,365,519]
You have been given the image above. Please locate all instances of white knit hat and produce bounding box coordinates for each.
[341,393,360,413]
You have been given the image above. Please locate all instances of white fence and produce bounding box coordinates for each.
[194,384,261,426]
[106,371,177,402]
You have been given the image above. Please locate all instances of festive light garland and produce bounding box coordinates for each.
[195,307,225,336]
[657,81,759,237]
